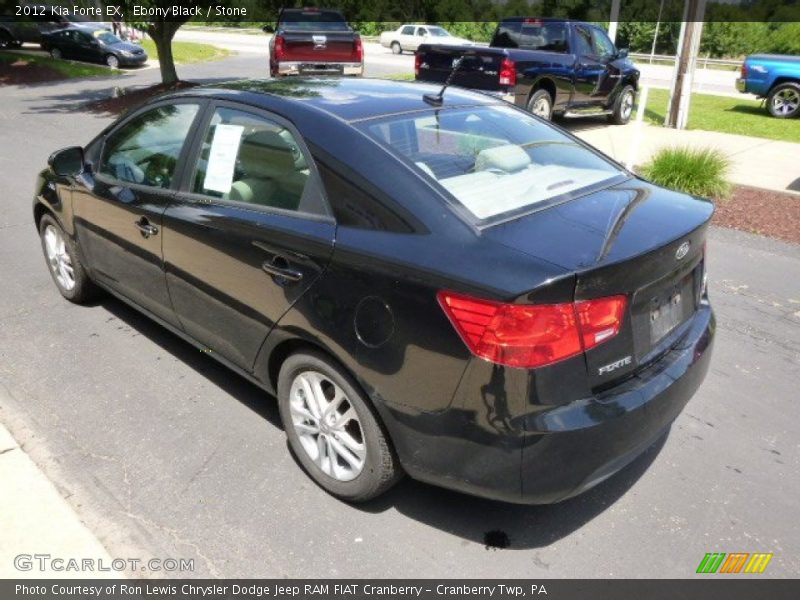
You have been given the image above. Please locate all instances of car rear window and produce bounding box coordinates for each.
[280,10,350,32]
[360,105,625,224]
[492,20,569,52]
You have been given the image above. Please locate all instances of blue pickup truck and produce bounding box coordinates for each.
[737,54,800,118]
[415,17,640,124]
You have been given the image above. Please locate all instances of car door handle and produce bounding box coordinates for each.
[262,255,303,283]
[134,217,158,238]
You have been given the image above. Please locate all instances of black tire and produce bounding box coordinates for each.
[766,82,800,119]
[0,30,12,49]
[38,214,99,304]
[527,89,553,121]
[608,84,636,125]
[390,41,402,55]
[277,351,402,502]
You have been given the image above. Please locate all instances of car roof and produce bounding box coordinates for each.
[170,77,501,123]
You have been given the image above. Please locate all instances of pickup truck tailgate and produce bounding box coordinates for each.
[281,30,359,62]
[417,45,507,92]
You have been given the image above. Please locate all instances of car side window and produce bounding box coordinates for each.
[99,103,200,189]
[418,27,428,37]
[574,26,594,56]
[191,107,314,214]
[401,26,415,35]
[591,28,616,59]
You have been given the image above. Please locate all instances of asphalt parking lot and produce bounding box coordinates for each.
[0,48,798,578]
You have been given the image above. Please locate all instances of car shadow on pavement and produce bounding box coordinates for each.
[99,293,667,550]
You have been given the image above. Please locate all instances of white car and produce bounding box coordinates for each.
[379,24,473,54]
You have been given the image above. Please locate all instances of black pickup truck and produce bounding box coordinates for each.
[415,18,640,124]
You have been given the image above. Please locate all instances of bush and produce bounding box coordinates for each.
[639,147,731,199]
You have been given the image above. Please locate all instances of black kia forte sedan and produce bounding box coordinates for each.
[42,26,147,68]
[34,78,714,504]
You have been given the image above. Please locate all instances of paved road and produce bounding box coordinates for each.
[0,51,798,578]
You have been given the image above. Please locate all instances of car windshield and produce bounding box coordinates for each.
[94,31,122,44]
[360,105,625,223]
[281,11,350,32]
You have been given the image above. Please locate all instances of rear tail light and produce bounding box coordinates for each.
[354,37,363,63]
[499,57,516,87]
[414,52,422,77]
[438,291,627,369]
[740,63,747,79]
[274,34,286,61]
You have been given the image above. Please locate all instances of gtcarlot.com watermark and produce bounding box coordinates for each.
[14,553,194,573]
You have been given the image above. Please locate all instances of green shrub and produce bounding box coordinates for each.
[639,147,731,199]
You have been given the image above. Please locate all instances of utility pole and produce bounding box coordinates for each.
[607,0,621,44]
[650,0,666,63]
[665,0,707,129]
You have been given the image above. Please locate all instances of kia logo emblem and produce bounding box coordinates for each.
[675,241,690,260]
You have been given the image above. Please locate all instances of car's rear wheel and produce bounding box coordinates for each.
[277,351,402,502]
[527,89,553,120]
[391,41,401,55]
[50,47,62,60]
[608,85,636,125]
[105,54,119,68]
[38,214,98,303]
[767,82,800,119]
[0,30,13,49]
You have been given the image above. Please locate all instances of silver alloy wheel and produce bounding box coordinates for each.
[772,88,800,116]
[391,42,401,54]
[106,54,119,68]
[50,48,62,60]
[621,90,635,120]
[43,225,75,291]
[531,96,551,118]
[289,370,366,482]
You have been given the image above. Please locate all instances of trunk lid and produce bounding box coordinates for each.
[485,178,713,387]
[416,44,508,91]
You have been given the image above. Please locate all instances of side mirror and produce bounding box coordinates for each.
[616,48,629,59]
[262,24,275,34]
[48,146,84,177]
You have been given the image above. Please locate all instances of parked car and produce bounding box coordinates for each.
[736,54,800,119]
[35,78,714,504]
[379,24,473,55]
[41,25,147,68]
[0,8,108,48]
[416,17,639,124]
[264,7,362,77]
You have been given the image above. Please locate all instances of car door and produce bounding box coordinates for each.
[399,25,415,51]
[71,100,204,328]
[572,24,613,108]
[415,26,428,51]
[74,30,100,62]
[161,102,335,371]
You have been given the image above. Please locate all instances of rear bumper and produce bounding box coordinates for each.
[736,78,747,93]
[275,61,363,76]
[397,303,715,504]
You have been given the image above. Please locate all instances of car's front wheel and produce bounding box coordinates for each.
[38,214,98,303]
[50,47,62,60]
[391,41,402,54]
[105,54,119,68]
[609,85,636,125]
[277,351,402,502]
[767,82,800,119]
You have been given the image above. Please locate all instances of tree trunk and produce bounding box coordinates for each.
[148,22,181,85]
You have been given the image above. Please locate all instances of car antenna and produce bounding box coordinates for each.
[423,51,475,106]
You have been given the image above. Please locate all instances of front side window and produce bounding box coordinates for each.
[574,26,594,56]
[99,103,199,189]
[191,108,312,213]
[361,105,624,223]
[591,27,616,58]
[417,27,428,37]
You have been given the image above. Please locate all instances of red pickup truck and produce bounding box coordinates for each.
[264,8,363,77]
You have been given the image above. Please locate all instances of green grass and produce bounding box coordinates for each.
[139,40,232,64]
[639,88,800,143]
[383,73,415,81]
[639,147,732,199]
[0,50,121,78]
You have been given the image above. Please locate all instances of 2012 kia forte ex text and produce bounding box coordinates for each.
[34,78,715,504]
